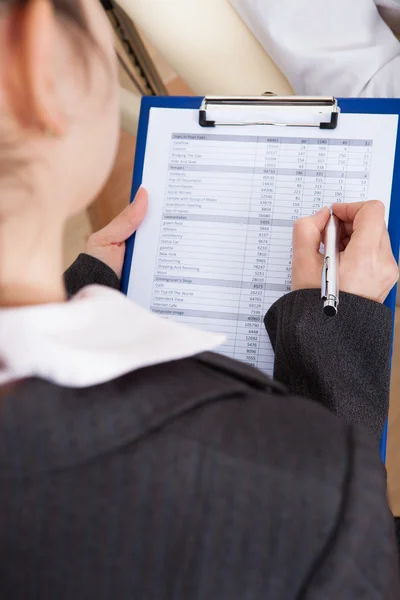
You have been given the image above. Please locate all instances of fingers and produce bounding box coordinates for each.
[333,201,398,303]
[291,208,331,291]
[331,201,366,222]
[332,200,386,251]
[93,187,148,246]
[292,206,330,255]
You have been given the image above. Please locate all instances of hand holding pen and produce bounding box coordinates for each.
[292,200,399,308]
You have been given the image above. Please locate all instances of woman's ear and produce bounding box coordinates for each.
[2,0,66,135]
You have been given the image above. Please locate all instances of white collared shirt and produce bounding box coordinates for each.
[230,0,400,97]
[0,285,225,388]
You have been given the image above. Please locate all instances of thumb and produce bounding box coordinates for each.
[92,187,148,246]
[292,207,330,255]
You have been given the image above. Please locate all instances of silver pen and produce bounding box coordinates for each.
[321,207,340,316]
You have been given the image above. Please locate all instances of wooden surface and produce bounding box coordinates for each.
[87,130,137,232]
[64,212,92,270]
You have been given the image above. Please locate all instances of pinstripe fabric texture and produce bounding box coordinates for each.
[265,289,393,441]
[0,255,398,598]
[0,352,398,599]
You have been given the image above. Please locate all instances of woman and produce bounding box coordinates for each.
[230,0,400,97]
[0,0,399,598]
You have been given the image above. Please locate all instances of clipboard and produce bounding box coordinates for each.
[121,95,400,463]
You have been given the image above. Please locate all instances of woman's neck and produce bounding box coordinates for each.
[0,207,66,307]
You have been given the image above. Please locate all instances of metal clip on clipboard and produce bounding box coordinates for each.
[199,95,340,129]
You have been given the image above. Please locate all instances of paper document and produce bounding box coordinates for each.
[127,108,398,375]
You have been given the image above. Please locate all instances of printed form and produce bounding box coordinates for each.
[127,108,398,375]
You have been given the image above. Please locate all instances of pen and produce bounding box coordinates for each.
[321,207,340,316]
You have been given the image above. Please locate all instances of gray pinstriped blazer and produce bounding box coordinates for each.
[0,254,398,599]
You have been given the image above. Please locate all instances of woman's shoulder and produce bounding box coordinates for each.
[0,352,351,480]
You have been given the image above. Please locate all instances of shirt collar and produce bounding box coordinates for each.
[0,285,225,388]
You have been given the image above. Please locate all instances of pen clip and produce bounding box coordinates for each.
[321,256,329,300]
[321,255,339,316]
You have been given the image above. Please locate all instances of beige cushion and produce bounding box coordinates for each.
[116,0,292,96]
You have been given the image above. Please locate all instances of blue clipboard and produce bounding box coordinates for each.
[121,96,400,463]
